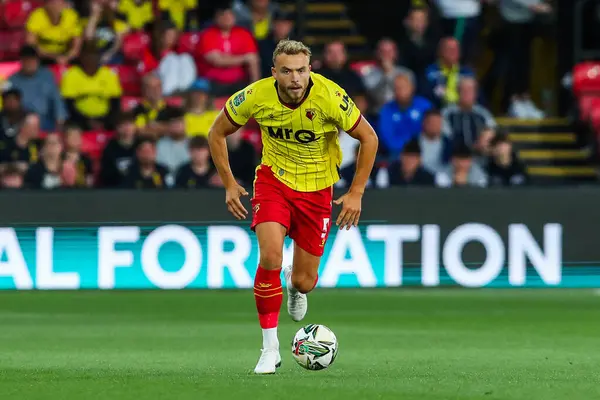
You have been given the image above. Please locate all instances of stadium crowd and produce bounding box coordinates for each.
[0,0,551,190]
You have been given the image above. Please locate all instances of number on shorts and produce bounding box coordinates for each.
[321,218,330,239]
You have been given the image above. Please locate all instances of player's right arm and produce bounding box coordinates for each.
[207,88,255,220]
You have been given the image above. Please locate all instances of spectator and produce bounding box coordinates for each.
[318,41,368,113]
[497,0,551,119]
[363,38,416,116]
[84,0,129,64]
[122,138,172,189]
[196,5,260,96]
[442,77,495,147]
[185,79,220,137]
[419,109,452,174]
[258,9,296,78]
[8,46,67,132]
[435,0,481,65]
[423,37,475,107]
[141,21,197,96]
[233,0,280,40]
[0,164,25,190]
[399,7,438,78]
[175,136,215,188]
[472,127,495,167]
[378,73,433,159]
[435,144,487,187]
[0,86,25,143]
[386,139,435,186]
[61,43,122,131]
[100,111,138,187]
[0,113,41,174]
[133,74,171,137]
[63,124,94,187]
[24,133,73,189]
[487,133,529,186]
[226,129,257,187]
[117,0,155,31]
[159,0,199,31]
[25,0,82,65]
[156,108,190,173]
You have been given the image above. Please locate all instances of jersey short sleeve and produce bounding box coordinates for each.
[224,87,255,127]
[329,84,362,133]
[60,67,79,98]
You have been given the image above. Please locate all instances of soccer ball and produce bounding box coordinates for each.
[291,324,338,370]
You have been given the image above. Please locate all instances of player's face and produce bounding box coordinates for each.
[272,53,311,103]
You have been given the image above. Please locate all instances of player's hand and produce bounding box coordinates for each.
[334,190,362,230]
[225,183,249,220]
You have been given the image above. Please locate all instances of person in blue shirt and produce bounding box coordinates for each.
[378,72,432,160]
[422,37,475,108]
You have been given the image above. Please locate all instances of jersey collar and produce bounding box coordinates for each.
[274,77,314,110]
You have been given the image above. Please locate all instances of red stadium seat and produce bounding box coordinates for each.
[48,63,68,84]
[165,96,183,107]
[81,131,113,161]
[121,96,141,111]
[0,61,21,79]
[0,30,25,61]
[109,64,142,96]
[573,62,600,97]
[213,96,228,110]
[350,60,377,77]
[122,32,150,64]
[177,32,200,56]
[0,0,40,29]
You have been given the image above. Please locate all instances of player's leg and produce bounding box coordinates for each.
[285,187,333,321]
[250,166,291,374]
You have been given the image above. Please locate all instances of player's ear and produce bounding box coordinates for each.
[271,66,276,78]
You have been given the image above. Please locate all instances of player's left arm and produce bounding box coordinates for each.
[330,88,379,230]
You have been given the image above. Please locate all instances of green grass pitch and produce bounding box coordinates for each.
[1,289,600,399]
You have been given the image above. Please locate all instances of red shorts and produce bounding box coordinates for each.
[251,165,333,257]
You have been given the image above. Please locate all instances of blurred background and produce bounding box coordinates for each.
[0,0,597,190]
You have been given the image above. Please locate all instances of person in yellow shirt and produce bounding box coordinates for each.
[117,0,155,31]
[133,74,172,138]
[158,0,198,31]
[25,0,83,65]
[60,43,123,130]
[184,79,219,137]
[83,0,130,64]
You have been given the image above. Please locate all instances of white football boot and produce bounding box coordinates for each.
[254,349,281,374]
[283,265,308,322]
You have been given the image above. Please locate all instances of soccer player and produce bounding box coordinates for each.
[208,39,378,374]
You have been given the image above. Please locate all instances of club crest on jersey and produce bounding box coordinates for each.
[246,89,253,95]
[233,91,246,107]
[305,109,316,121]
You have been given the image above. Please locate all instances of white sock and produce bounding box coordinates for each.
[262,327,279,350]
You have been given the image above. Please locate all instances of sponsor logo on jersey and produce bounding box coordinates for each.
[228,100,238,115]
[267,127,317,143]
[233,91,246,107]
[305,109,316,121]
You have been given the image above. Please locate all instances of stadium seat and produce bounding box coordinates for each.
[121,96,141,111]
[0,0,40,29]
[165,96,183,107]
[350,60,377,77]
[0,30,25,61]
[81,131,113,161]
[48,63,68,84]
[213,96,228,110]
[0,61,21,80]
[122,32,150,64]
[573,62,600,96]
[177,33,200,55]
[109,65,142,96]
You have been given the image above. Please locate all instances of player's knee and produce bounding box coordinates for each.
[259,249,283,270]
[292,274,317,294]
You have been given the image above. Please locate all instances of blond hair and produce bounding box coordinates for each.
[272,39,312,65]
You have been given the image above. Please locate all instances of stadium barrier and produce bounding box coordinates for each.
[0,188,597,290]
